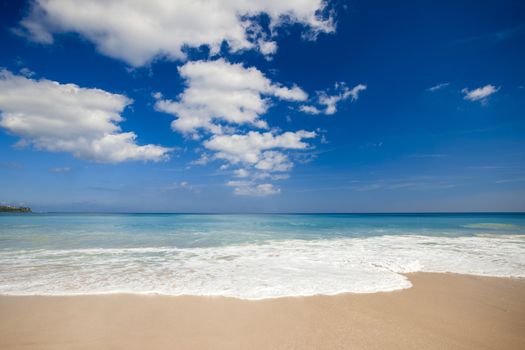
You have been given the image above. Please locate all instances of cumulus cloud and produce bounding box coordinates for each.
[18,0,334,66]
[300,82,367,115]
[204,130,315,165]
[462,84,500,104]
[155,60,316,196]
[155,59,308,135]
[255,151,293,172]
[204,130,316,195]
[0,70,170,162]
[153,59,315,196]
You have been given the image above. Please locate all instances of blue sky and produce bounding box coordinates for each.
[0,0,524,212]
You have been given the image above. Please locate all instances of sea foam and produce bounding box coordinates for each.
[0,234,523,299]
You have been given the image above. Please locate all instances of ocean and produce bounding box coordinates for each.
[0,213,524,299]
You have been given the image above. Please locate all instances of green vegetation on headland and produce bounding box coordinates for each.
[0,205,31,213]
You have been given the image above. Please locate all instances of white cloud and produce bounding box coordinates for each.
[300,82,367,115]
[0,70,170,163]
[204,130,315,166]
[153,59,315,196]
[257,40,277,57]
[462,84,500,104]
[427,82,449,92]
[204,130,315,196]
[234,168,250,178]
[299,105,321,115]
[155,59,307,135]
[19,0,334,66]
[255,151,293,172]
[346,83,368,101]
[226,181,280,196]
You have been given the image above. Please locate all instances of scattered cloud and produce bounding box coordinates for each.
[234,168,250,178]
[427,82,449,92]
[18,0,334,66]
[204,130,315,170]
[155,59,307,136]
[462,84,500,104]
[0,70,171,163]
[226,181,280,196]
[300,82,367,115]
[199,130,316,195]
[299,105,322,115]
[154,59,317,196]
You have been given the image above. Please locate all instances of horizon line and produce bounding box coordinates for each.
[6,211,525,215]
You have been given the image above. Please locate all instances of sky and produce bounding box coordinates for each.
[0,0,524,213]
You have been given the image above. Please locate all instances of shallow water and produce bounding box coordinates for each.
[1,213,524,298]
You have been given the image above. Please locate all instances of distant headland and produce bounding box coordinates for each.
[0,205,31,213]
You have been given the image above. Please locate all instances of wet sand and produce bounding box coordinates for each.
[1,273,524,350]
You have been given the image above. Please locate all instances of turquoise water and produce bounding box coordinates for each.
[1,213,524,298]
[2,213,524,249]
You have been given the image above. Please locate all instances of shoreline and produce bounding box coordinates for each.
[0,272,522,299]
[1,272,524,349]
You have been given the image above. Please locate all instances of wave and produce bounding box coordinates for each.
[0,235,523,299]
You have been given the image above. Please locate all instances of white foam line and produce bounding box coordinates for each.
[0,235,523,299]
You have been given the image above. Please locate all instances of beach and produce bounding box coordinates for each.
[1,272,524,350]
[1,0,524,347]
[1,214,524,349]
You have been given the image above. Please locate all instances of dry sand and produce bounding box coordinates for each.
[1,273,524,350]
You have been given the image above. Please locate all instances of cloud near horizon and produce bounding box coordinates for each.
[0,70,171,163]
[154,59,318,196]
[204,130,316,195]
[226,181,281,196]
[18,0,334,66]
